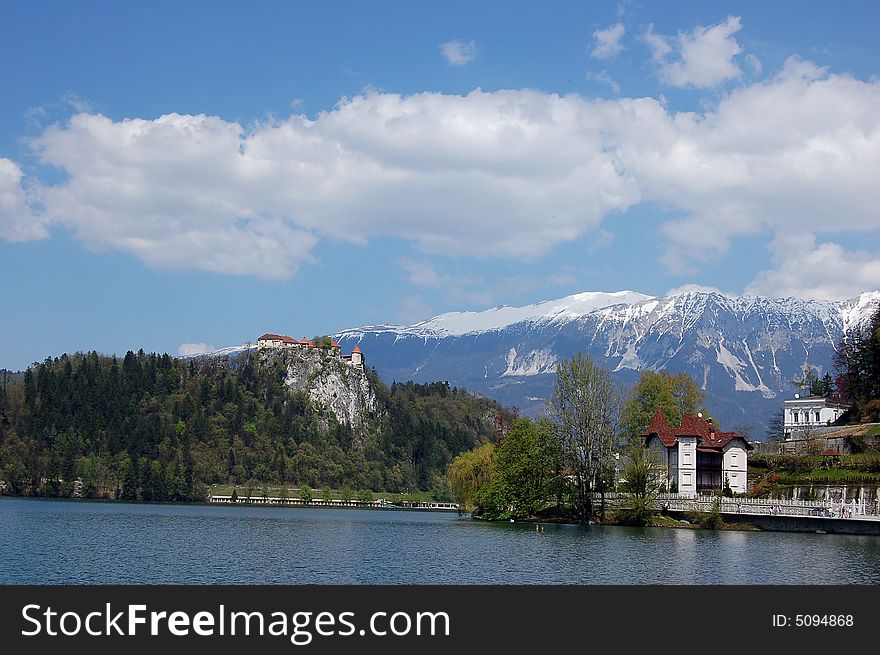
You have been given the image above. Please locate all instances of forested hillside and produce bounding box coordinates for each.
[0,350,504,501]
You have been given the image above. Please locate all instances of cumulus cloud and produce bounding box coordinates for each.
[645,16,744,87]
[17,92,643,277]
[440,40,478,65]
[746,236,880,301]
[1,56,878,288]
[611,57,880,274]
[591,23,625,60]
[178,342,216,356]
[0,158,47,241]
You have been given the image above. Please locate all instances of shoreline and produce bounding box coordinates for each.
[471,509,880,536]
[0,494,460,513]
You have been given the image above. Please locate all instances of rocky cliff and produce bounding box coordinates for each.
[253,346,377,431]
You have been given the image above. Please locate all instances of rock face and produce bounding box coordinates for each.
[333,290,880,435]
[256,347,377,430]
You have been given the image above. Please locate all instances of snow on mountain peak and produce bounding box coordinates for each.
[406,290,654,337]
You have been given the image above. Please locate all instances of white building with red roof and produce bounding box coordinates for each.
[642,410,752,496]
[257,333,287,348]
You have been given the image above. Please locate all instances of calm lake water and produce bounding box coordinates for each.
[2,497,880,584]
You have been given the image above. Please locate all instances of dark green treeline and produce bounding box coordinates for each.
[0,350,503,501]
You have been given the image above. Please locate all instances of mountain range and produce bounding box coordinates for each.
[327,290,880,437]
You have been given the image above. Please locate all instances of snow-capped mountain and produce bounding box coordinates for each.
[332,290,880,436]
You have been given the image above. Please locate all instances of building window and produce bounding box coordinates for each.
[683,452,692,465]
[793,411,798,423]
[815,411,821,423]
[731,453,738,468]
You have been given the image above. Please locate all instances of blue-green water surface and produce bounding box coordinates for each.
[2,498,879,584]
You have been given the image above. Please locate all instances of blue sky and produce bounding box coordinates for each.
[2,1,879,370]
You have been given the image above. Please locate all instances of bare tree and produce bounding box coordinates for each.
[766,408,785,442]
[547,353,622,523]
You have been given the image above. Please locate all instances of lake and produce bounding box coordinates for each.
[2,497,879,584]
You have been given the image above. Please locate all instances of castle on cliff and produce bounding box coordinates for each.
[256,333,363,367]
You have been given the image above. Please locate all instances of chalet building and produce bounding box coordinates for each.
[783,394,850,440]
[642,410,752,496]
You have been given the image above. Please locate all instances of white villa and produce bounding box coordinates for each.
[256,333,363,367]
[783,394,850,440]
[642,410,752,496]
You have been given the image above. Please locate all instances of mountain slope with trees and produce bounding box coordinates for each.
[0,349,504,501]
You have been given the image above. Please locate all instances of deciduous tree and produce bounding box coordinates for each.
[620,370,705,445]
[547,353,622,523]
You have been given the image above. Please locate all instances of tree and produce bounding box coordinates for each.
[835,304,880,421]
[299,484,312,504]
[311,336,333,349]
[620,370,705,446]
[322,485,333,503]
[357,488,374,503]
[619,445,664,526]
[484,418,559,520]
[448,442,495,514]
[547,353,622,523]
[766,408,785,441]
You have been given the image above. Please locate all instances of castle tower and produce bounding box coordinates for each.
[351,345,363,367]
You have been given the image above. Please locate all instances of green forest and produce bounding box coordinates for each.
[0,350,505,501]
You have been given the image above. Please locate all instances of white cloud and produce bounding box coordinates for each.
[440,40,478,65]
[585,70,621,94]
[400,259,447,288]
[610,57,880,271]
[0,158,47,241]
[745,53,763,77]
[746,236,880,301]
[645,16,744,87]
[643,24,672,60]
[178,342,216,356]
[591,23,625,60]
[17,93,642,277]
[1,57,878,288]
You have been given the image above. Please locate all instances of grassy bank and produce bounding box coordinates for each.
[749,451,880,493]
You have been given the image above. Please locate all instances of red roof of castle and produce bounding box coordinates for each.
[300,337,310,344]
[331,341,341,348]
[352,345,362,354]
[642,409,751,451]
[258,333,286,341]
